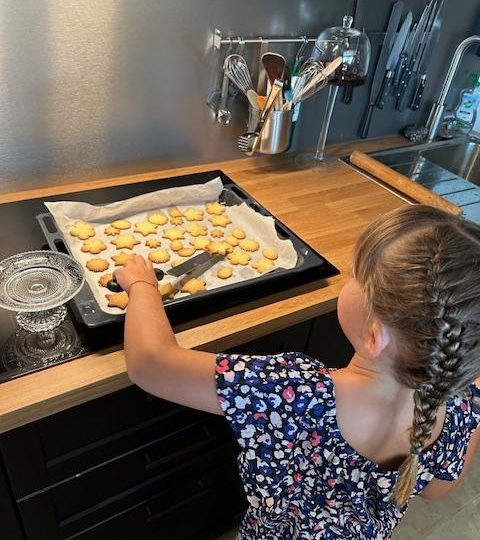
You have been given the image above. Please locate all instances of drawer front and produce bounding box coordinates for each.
[18,442,244,540]
[0,386,197,498]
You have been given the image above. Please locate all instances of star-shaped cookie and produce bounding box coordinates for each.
[206,241,233,256]
[111,235,140,250]
[106,291,129,310]
[134,221,158,237]
[162,228,184,241]
[181,278,206,295]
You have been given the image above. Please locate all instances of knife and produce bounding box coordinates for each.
[410,0,444,110]
[375,11,412,109]
[396,1,434,111]
[392,23,416,93]
[358,1,404,138]
[107,251,224,293]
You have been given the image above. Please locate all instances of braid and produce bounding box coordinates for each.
[393,237,464,508]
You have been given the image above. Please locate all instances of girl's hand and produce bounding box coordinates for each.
[113,255,157,293]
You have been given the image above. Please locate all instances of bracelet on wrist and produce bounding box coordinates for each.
[127,280,158,294]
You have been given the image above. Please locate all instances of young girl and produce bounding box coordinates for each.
[114,204,480,539]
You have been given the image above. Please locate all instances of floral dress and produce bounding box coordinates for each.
[215,352,480,540]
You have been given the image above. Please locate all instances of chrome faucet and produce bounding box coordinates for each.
[427,35,480,142]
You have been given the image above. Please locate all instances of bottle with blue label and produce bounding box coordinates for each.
[455,73,480,132]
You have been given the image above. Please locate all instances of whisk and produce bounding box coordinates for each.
[283,57,342,110]
[223,54,259,110]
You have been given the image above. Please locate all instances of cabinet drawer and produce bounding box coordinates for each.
[0,386,203,499]
[18,442,244,540]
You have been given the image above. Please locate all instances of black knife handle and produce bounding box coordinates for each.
[392,53,406,92]
[359,103,374,139]
[396,63,413,111]
[375,71,392,109]
[342,85,354,104]
[107,268,165,292]
[410,74,426,110]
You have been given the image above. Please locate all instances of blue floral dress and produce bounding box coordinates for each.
[215,352,480,540]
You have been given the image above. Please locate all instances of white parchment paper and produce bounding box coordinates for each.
[45,178,298,314]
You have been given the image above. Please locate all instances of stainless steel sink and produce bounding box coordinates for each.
[420,140,480,185]
[345,137,480,224]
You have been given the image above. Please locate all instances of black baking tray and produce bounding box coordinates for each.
[38,170,339,327]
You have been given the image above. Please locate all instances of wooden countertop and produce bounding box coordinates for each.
[0,136,411,433]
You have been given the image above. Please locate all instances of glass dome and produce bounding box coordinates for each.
[312,15,371,86]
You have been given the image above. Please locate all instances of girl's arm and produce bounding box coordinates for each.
[114,255,222,415]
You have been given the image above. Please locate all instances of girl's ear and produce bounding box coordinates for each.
[365,318,391,358]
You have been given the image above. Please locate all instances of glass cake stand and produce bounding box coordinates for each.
[0,250,85,332]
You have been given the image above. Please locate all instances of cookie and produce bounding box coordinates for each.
[148,250,170,264]
[206,201,226,215]
[186,223,208,237]
[225,235,239,247]
[263,248,278,260]
[145,238,162,249]
[112,252,136,266]
[206,241,233,256]
[158,282,175,299]
[147,212,168,225]
[134,221,158,237]
[98,273,113,288]
[217,267,233,279]
[168,206,183,218]
[169,216,184,225]
[227,250,251,265]
[210,229,224,238]
[208,214,231,228]
[190,237,210,250]
[81,239,107,254]
[232,228,246,240]
[252,258,275,274]
[162,228,184,241]
[111,235,140,250]
[111,219,131,230]
[106,291,129,310]
[104,225,120,236]
[171,258,187,268]
[181,278,206,295]
[86,258,110,272]
[169,240,183,252]
[70,221,95,240]
[239,239,260,252]
[184,207,204,221]
[177,247,195,258]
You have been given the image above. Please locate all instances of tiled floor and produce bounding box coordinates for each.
[215,452,480,540]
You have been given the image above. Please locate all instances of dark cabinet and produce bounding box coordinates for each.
[0,461,23,540]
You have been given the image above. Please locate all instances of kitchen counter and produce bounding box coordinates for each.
[0,135,411,433]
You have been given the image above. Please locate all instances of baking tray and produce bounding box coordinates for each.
[37,170,339,327]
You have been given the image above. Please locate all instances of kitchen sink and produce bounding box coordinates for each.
[420,140,480,186]
[343,136,480,224]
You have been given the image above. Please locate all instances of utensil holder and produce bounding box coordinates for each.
[247,106,293,155]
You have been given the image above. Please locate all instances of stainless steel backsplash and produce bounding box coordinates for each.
[0,0,477,188]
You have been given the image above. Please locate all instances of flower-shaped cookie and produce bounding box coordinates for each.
[148,250,170,264]
[186,223,208,237]
[70,221,95,240]
[210,229,224,238]
[208,214,231,228]
[104,225,120,236]
[251,258,275,274]
[239,239,260,252]
[111,219,131,230]
[225,235,239,247]
[206,241,233,256]
[181,278,206,295]
[147,212,168,225]
[86,258,110,272]
[145,239,162,249]
[184,207,204,221]
[111,235,140,250]
[81,239,107,254]
[112,252,136,266]
[162,228,184,241]
[190,237,210,250]
[134,221,158,237]
[227,250,251,265]
[205,201,226,215]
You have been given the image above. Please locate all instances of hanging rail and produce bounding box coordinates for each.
[212,28,316,50]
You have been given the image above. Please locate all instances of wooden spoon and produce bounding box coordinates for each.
[261,52,286,109]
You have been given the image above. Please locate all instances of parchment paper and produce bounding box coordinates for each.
[45,177,298,314]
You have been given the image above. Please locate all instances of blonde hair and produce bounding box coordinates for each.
[354,205,480,508]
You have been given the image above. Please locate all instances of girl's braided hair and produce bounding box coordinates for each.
[353,205,480,508]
